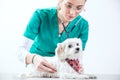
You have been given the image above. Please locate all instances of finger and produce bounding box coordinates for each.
[38,64,56,73]
[42,61,57,71]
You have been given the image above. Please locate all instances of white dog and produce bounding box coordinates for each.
[20,38,96,79]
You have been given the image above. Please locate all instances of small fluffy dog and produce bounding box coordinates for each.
[21,38,96,79]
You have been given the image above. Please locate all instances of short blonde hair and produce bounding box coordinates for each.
[57,0,87,10]
[57,0,63,10]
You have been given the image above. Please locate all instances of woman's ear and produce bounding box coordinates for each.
[57,0,63,10]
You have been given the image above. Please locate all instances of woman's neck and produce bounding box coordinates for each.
[58,11,69,26]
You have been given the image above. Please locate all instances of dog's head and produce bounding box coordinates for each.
[55,38,82,61]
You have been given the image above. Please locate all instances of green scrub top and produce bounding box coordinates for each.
[24,8,89,57]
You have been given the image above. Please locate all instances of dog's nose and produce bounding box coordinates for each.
[75,48,80,53]
[76,48,79,51]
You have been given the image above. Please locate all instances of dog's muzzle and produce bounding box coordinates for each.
[75,48,80,53]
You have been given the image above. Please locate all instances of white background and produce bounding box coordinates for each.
[0,0,120,75]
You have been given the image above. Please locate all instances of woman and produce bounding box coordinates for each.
[17,0,88,73]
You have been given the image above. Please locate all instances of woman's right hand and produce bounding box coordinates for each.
[32,55,57,73]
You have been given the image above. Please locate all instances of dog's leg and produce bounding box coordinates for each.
[59,73,90,79]
[83,73,97,79]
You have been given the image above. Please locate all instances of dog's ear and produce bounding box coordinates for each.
[55,43,64,55]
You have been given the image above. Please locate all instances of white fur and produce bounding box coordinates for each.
[20,38,96,79]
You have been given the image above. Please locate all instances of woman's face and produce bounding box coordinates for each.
[60,0,86,22]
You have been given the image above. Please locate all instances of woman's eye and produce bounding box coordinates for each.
[66,4,72,9]
[68,44,72,48]
[76,7,82,10]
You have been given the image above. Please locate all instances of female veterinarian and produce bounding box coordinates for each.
[17,0,88,73]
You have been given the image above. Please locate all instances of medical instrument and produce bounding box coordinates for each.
[58,16,82,38]
[59,9,85,38]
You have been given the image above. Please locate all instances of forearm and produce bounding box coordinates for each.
[26,53,37,64]
[16,36,34,65]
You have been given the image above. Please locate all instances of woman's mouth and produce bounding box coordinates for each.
[68,16,74,19]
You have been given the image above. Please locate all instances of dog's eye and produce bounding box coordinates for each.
[68,44,72,48]
[76,43,79,46]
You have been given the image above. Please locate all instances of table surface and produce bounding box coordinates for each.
[0,73,120,80]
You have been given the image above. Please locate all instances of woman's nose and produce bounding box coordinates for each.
[70,8,76,16]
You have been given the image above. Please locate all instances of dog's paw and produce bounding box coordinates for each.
[40,73,59,78]
[60,73,89,79]
[87,74,97,79]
